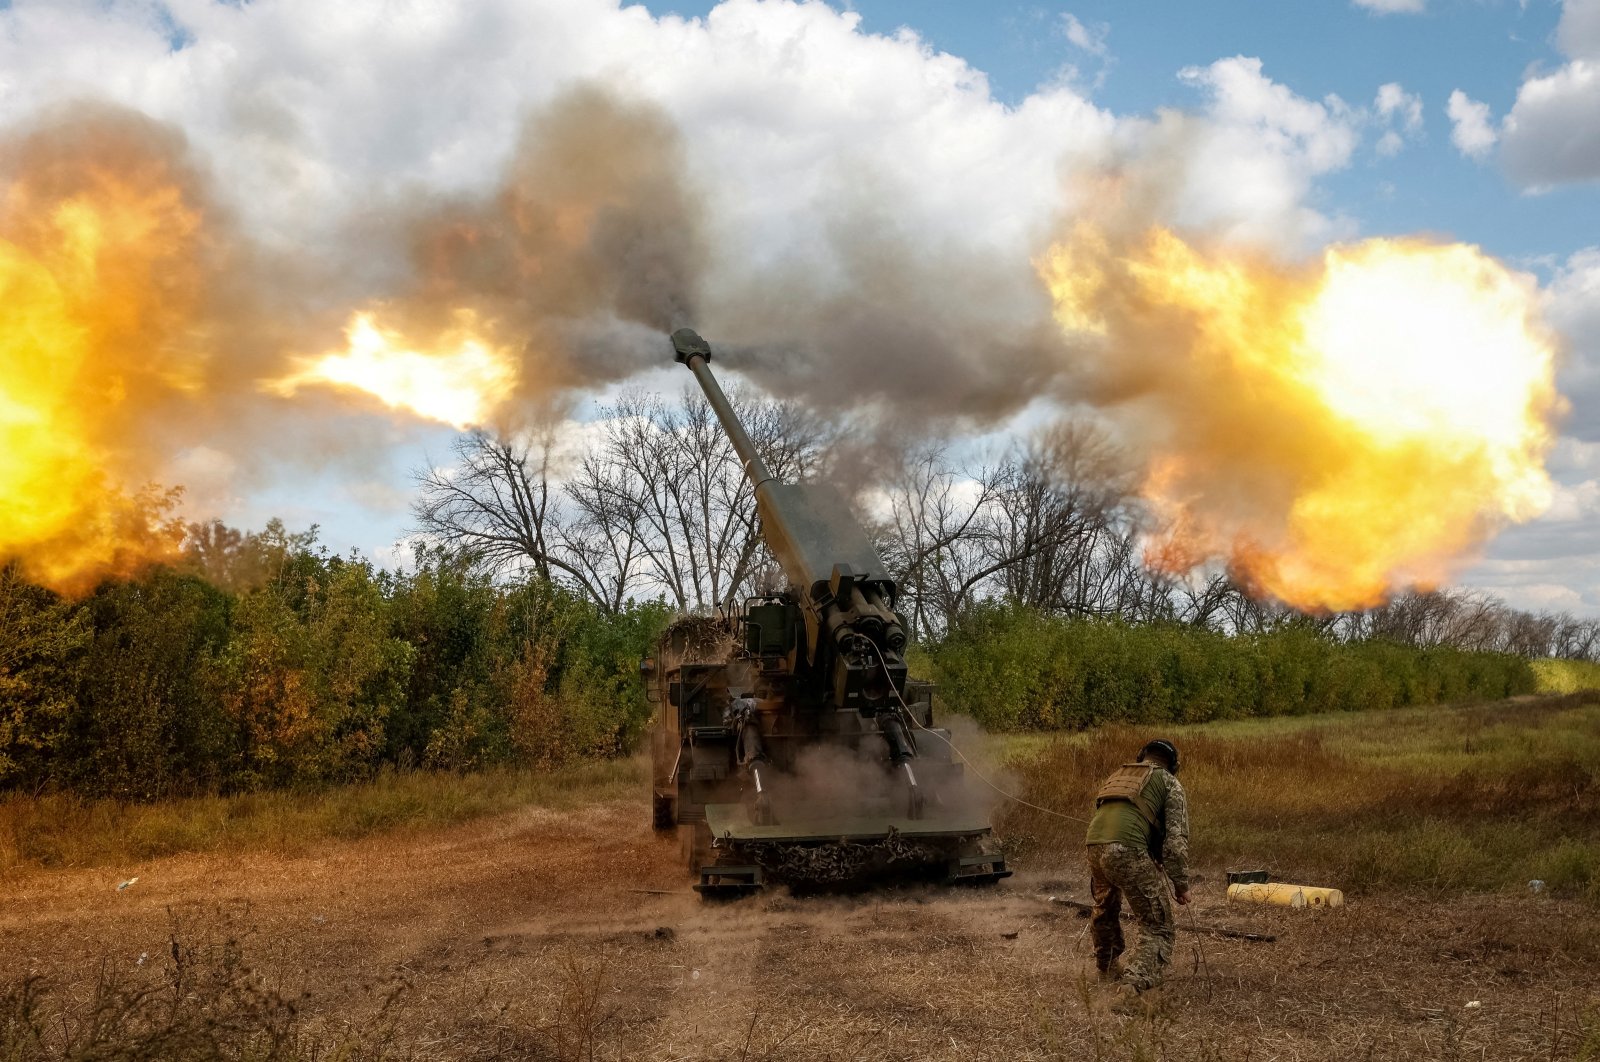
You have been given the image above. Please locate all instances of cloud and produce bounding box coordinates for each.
[1469,512,1600,612]
[1352,0,1426,14]
[1548,247,1600,441]
[1374,82,1423,156]
[1469,249,1600,612]
[0,0,1116,422]
[1167,57,1360,246]
[1558,0,1600,58]
[2,0,1568,605]
[1375,83,1423,129]
[1060,13,1110,58]
[1495,0,1600,186]
[1447,89,1499,159]
[0,1,1379,424]
[1501,61,1600,185]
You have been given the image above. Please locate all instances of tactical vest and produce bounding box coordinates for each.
[1094,762,1161,827]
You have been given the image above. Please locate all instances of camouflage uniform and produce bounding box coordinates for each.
[1085,765,1190,991]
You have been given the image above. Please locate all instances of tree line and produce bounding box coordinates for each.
[0,525,667,798]
[415,385,1600,662]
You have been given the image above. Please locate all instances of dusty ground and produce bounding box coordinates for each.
[3,800,1597,1061]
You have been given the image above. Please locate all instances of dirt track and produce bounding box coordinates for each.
[4,800,1598,1060]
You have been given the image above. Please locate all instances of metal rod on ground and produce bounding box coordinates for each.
[1046,896,1276,943]
[1169,876,1214,1001]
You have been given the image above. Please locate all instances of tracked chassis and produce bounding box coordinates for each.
[647,632,1011,899]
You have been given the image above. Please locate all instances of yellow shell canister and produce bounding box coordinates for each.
[1226,882,1344,908]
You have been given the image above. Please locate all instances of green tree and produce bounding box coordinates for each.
[71,570,233,798]
[301,558,413,780]
[0,565,88,788]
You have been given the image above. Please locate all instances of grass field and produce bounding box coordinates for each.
[7,692,1596,906]
[1532,657,1600,694]
[4,693,1599,1060]
[0,757,642,874]
[1000,691,1600,902]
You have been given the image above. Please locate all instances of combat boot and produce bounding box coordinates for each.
[1110,982,1158,1016]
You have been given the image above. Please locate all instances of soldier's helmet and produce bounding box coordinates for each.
[1139,739,1180,775]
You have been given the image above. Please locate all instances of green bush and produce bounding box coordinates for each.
[0,567,89,788]
[1532,658,1600,694]
[927,601,1536,731]
[70,571,233,798]
[0,529,671,800]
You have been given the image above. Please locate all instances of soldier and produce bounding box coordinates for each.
[1084,738,1190,1001]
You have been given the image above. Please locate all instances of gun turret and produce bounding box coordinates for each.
[671,328,909,715]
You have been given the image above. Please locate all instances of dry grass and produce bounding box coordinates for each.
[1532,658,1600,694]
[4,696,1600,1059]
[0,756,644,874]
[1000,692,1600,902]
[5,874,1598,1060]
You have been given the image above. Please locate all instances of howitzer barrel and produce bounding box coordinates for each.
[670,328,883,603]
[671,328,773,489]
[669,328,908,713]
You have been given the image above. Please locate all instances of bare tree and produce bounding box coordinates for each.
[414,387,832,613]
[876,445,1007,639]
[878,422,1164,636]
[413,394,1600,660]
[559,444,649,613]
[987,422,1147,620]
[573,387,830,612]
[412,427,626,607]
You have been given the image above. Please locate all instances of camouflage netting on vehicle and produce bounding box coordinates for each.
[729,830,947,889]
[660,615,735,668]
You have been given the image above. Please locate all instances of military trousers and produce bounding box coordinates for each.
[1086,842,1175,990]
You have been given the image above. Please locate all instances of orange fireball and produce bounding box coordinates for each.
[1038,227,1561,611]
[0,153,202,593]
[266,310,519,430]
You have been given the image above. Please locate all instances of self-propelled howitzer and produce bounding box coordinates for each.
[646,329,1011,897]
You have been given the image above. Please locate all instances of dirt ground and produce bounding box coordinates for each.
[3,800,1597,1061]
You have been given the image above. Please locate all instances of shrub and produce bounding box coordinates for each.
[1532,658,1600,694]
[0,528,672,800]
[927,601,1537,731]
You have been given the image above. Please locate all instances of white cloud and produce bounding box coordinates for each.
[0,0,1121,269]
[1468,245,1600,614]
[1494,0,1600,186]
[1558,0,1600,58]
[1552,436,1600,473]
[1060,13,1109,58]
[1548,248,1600,442]
[0,4,1539,387]
[1375,82,1423,130]
[1446,89,1499,159]
[1170,57,1360,247]
[1502,60,1600,186]
[0,0,1539,592]
[1373,82,1423,156]
[0,3,1371,291]
[1352,0,1426,14]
